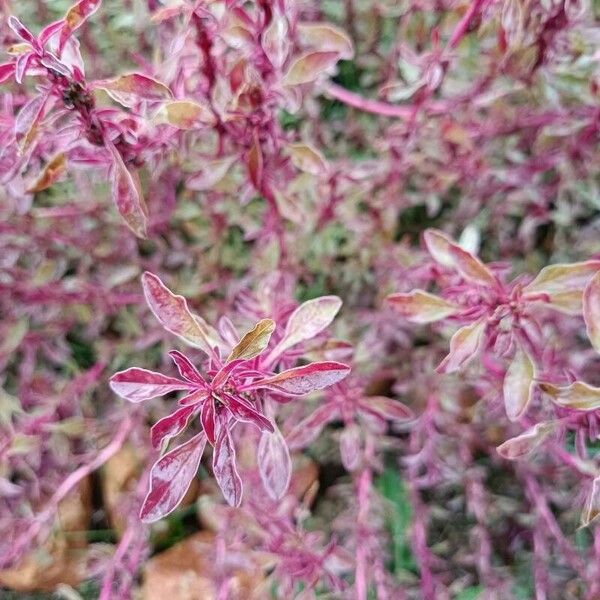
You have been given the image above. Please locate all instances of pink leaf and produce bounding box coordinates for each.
[26,153,67,193]
[141,272,221,356]
[503,346,535,421]
[15,52,34,84]
[297,23,354,59]
[107,143,148,238]
[109,367,192,402]
[61,0,101,49]
[282,51,341,86]
[201,397,216,444]
[140,431,207,522]
[94,73,172,107]
[286,404,338,450]
[387,290,460,324]
[287,143,329,175]
[219,393,274,432]
[150,404,198,449]
[252,361,351,396]
[257,426,291,500]
[213,427,243,507]
[357,396,414,422]
[212,359,244,389]
[262,12,291,69]
[169,350,207,386]
[523,260,600,315]
[340,423,361,471]
[8,16,36,45]
[270,296,342,359]
[423,229,498,288]
[15,93,48,154]
[39,20,65,45]
[0,63,15,84]
[186,156,236,191]
[583,271,600,352]
[152,99,216,129]
[496,422,556,460]
[437,319,486,374]
[178,389,207,407]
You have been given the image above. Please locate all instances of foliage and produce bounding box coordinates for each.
[1,0,599,598]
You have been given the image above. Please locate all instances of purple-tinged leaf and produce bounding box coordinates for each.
[8,16,36,46]
[201,397,216,445]
[257,426,291,500]
[357,396,414,422]
[252,362,350,396]
[39,20,65,45]
[261,12,290,69]
[269,296,342,359]
[169,350,207,387]
[178,389,208,407]
[212,359,244,388]
[213,428,243,507]
[286,404,338,450]
[340,423,361,471]
[496,422,556,460]
[186,156,236,191]
[152,99,216,129]
[0,63,15,84]
[287,143,328,175]
[583,271,600,352]
[109,367,192,402]
[39,52,71,76]
[15,52,34,84]
[107,143,148,238]
[523,260,600,315]
[150,404,198,449]
[219,393,274,432]
[63,0,101,31]
[26,153,67,193]
[297,22,354,59]
[503,346,535,421]
[523,260,600,295]
[423,229,498,288]
[437,318,486,374]
[226,318,275,363]
[387,290,460,324]
[94,73,172,108]
[140,431,207,522]
[141,272,221,356]
[282,51,340,86]
[15,93,48,154]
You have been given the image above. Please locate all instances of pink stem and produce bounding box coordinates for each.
[3,414,134,568]
[447,0,487,50]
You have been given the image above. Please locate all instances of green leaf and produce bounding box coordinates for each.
[376,467,417,575]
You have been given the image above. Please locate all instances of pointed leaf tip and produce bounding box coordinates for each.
[503,346,536,421]
[140,432,207,522]
[387,290,459,324]
[437,319,486,374]
[227,318,275,363]
[141,272,220,356]
[109,367,192,402]
[423,229,497,288]
[254,361,350,396]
